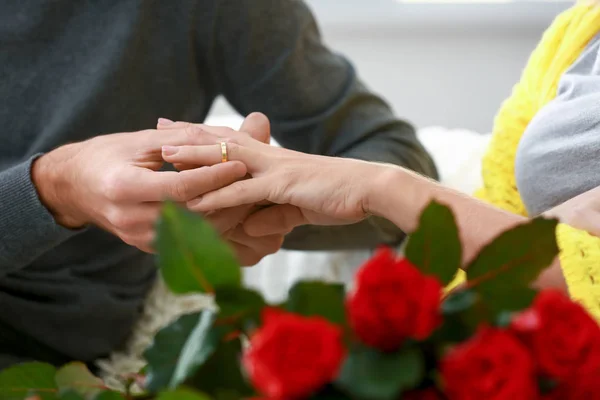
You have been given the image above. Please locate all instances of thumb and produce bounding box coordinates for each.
[240,112,270,144]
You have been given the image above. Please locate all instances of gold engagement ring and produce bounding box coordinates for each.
[220,142,228,163]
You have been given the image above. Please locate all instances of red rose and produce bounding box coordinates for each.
[511,290,600,380]
[543,371,600,400]
[347,247,442,351]
[441,327,538,400]
[242,308,345,399]
[403,388,444,400]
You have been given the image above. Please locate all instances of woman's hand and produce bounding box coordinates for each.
[161,132,386,235]
[544,186,600,237]
[156,114,284,265]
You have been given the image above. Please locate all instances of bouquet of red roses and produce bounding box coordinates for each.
[141,201,600,400]
[1,201,599,400]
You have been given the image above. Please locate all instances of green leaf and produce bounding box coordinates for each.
[171,311,223,389]
[488,286,538,317]
[145,313,201,392]
[155,202,241,294]
[336,346,424,400]
[186,337,253,398]
[405,201,462,285]
[58,391,86,400]
[55,362,105,398]
[144,310,224,392]
[157,387,211,400]
[0,362,57,400]
[92,392,126,400]
[286,281,346,326]
[466,217,558,314]
[215,286,266,327]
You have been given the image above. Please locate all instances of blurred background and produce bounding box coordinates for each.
[209,0,570,133]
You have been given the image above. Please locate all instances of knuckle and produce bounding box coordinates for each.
[119,233,137,247]
[241,218,259,236]
[265,235,284,254]
[170,178,192,201]
[102,172,128,202]
[269,177,291,203]
[209,167,225,188]
[232,180,249,196]
[121,231,153,250]
[142,231,156,247]
[206,214,231,234]
[222,127,236,136]
[183,123,203,141]
[105,207,122,227]
[106,208,134,230]
[280,206,302,230]
[244,253,262,267]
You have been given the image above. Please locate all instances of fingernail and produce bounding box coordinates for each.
[158,117,174,126]
[162,145,178,156]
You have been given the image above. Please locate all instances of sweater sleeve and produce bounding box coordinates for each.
[0,155,81,275]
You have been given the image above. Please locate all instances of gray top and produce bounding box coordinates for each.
[0,0,436,367]
[516,34,600,216]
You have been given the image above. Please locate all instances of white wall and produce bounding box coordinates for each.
[209,1,570,133]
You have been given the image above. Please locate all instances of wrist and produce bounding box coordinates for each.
[32,144,86,228]
[365,165,418,232]
[365,164,404,216]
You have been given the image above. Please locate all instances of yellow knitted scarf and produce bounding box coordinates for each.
[458,4,600,320]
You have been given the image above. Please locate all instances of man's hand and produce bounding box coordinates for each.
[157,113,284,265]
[157,113,271,232]
[32,127,247,253]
